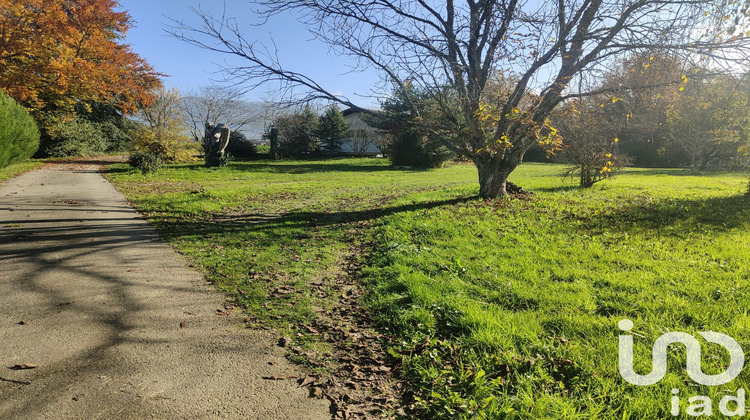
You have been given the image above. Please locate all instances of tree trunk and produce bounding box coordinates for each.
[474,152,523,198]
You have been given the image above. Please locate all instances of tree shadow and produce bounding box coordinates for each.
[169,158,433,175]
[153,194,478,247]
[45,156,128,166]
[619,168,735,177]
[531,185,586,193]
[581,193,750,235]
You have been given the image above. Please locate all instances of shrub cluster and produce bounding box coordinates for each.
[131,125,198,163]
[44,119,109,157]
[386,130,453,168]
[37,102,138,158]
[224,131,257,159]
[128,151,162,174]
[0,90,40,168]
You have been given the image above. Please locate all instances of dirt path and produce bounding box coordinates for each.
[0,162,331,419]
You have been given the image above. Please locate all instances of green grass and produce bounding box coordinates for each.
[107,159,750,419]
[106,158,478,330]
[0,160,46,182]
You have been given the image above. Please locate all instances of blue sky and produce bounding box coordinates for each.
[119,0,382,106]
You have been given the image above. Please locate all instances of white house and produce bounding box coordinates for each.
[337,108,385,157]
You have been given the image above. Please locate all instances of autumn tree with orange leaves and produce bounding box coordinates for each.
[0,0,162,152]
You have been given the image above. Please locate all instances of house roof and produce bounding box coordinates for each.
[342,107,379,117]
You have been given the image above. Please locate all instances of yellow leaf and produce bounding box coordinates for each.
[679,86,685,91]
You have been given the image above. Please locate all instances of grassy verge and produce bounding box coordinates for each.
[107,159,750,418]
[0,160,46,182]
[366,167,750,418]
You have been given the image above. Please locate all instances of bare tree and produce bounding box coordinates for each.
[169,1,750,197]
[181,85,264,142]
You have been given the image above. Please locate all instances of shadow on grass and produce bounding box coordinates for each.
[584,193,750,234]
[531,185,585,194]
[169,158,434,175]
[618,168,738,177]
[155,194,477,243]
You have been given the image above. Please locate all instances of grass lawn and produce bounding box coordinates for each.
[107,158,750,419]
[0,160,46,182]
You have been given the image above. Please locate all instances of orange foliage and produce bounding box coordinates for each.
[0,0,162,114]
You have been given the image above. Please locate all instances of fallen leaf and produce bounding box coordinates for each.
[18,320,27,325]
[366,365,391,373]
[299,374,316,387]
[179,322,188,328]
[272,286,297,297]
[10,363,36,370]
[184,311,196,315]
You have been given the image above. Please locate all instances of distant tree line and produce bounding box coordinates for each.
[521,55,750,186]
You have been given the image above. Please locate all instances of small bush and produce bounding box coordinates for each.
[224,131,257,159]
[128,152,162,174]
[0,90,40,168]
[131,124,197,163]
[387,130,453,168]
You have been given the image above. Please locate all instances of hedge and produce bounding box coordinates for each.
[0,90,40,168]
